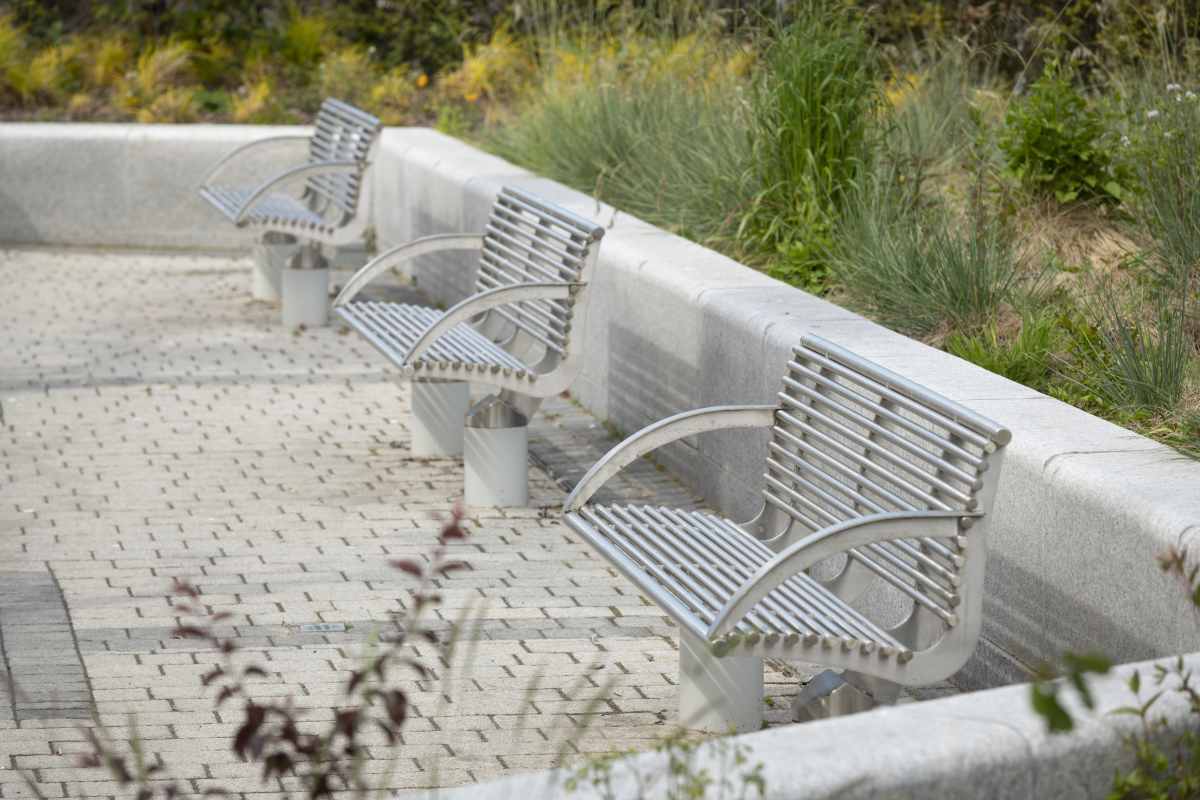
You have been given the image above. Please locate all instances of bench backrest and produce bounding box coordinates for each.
[762,335,1010,626]
[475,187,606,360]
[305,98,382,221]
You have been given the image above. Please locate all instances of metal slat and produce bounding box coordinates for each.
[648,508,847,640]
[486,216,586,264]
[767,440,912,515]
[849,550,958,624]
[650,507,887,646]
[616,506,788,637]
[497,188,605,241]
[792,350,993,450]
[571,511,710,640]
[586,507,756,637]
[783,371,983,477]
[774,408,965,509]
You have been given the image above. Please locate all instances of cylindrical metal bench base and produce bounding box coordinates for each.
[679,631,763,734]
[411,381,469,457]
[250,233,297,303]
[281,267,329,329]
[463,424,528,507]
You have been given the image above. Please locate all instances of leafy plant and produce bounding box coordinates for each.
[0,13,33,103]
[319,46,378,109]
[999,61,1129,205]
[1031,543,1200,798]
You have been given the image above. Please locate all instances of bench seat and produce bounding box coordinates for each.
[567,503,911,661]
[337,301,534,379]
[198,186,334,235]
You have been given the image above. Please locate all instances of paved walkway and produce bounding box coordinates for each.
[0,249,816,798]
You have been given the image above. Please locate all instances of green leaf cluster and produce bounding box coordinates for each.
[999,62,1130,205]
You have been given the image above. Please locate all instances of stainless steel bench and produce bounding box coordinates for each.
[563,336,1010,733]
[334,186,606,506]
[199,98,382,322]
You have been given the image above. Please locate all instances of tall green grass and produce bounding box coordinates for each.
[829,170,1023,338]
[744,6,877,286]
[489,5,878,290]
[489,73,755,251]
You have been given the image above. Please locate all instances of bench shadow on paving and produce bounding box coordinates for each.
[0,249,954,797]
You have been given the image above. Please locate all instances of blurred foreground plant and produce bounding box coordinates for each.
[78,508,472,799]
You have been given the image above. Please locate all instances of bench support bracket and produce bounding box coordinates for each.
[411,380,470,457]
[679,631,763,734]
[792,669,900,722]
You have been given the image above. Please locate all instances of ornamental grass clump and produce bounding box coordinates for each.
[745,6,878,288]
[830,168,1023,339]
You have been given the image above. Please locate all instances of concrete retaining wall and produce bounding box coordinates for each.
[2,124,1199,690]
[0,123,307,250]
[425,653,1199,800]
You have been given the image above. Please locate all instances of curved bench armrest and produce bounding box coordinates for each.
[232,160,362,225]
[563,405,777,512]
[201,135,313,186]
[405,282,580,364]
[707,510,979,638]
[333,234,485,307]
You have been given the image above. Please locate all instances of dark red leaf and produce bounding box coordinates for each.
[173,625,209,639]
[233,702,265,757]
[242,666,267,678]
[335,708,359,738]
[389,559,424,578]
[435,560,469,575]
[384,689,408,727]
[263,751,293,780]
[377,719,397,745]
[108,755,132,784]
[216,686,238,706]
[346,670,366,694]
[211,611,233,622]
[172,579,200,598]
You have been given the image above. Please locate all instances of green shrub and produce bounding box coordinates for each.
[999,61,1129,205]
[318,47,378,108]
[280,11,331,71]
[0,14,33,103]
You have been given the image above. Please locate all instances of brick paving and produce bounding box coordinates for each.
[0,249,952,798]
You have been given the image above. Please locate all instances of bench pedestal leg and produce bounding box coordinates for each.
[251,232,298,303]
[282,243,330,329]
[678,632,763,734]
[463,395,528,507]
[410,380,469,457]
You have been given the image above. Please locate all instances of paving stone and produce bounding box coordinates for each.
[0,249,954,797]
